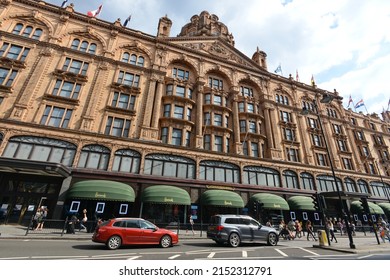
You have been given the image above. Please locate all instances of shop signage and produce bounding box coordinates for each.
[164,197,174,203]
[95,192,107,198]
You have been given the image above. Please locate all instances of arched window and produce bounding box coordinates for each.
[300,172,315,190]
[88,43,97,54]
[112,149,141,173]
[32,29,43,40]
[2,136,76,166]
[200,160,240,183]
[77,144,110,170]
[316,175,342,193]
[122,52,130,63]
[130,54,137,65]
[370,181,389,198]
[357,179,369,194]
[22,26,33,37]
[344,178,356,192]
[71,39,80,49]
[137,56,144,67]
[243,166,280,187]
[12,23,43,40]
[143,154,195,179]
[80,41,89,52]
[283,170,299,189]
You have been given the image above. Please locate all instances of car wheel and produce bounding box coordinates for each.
[160,235,172,248]
[267,232,278,246]
[228,232,241,247]
[107,235,122,250]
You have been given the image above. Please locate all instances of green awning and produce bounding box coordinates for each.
[287,196,315,211]
[350,201,385,215]
[67,180,135,202]
[141,185,190,205]
[378,203,390,217]
[250,193,290,210]
[201,190,244,208]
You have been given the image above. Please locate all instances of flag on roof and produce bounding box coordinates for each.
[123,14,132,27]
[355,99,365,109]
[87,5,103,18]
[311,75,315,86]
[274,64,282,74]
[347,95,353,108]
[61,0,68,8]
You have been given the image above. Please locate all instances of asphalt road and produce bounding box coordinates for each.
[0,238,389,260]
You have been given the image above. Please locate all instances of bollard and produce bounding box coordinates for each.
[317,230,328,247]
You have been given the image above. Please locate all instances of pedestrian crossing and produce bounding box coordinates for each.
[122,246,332,260]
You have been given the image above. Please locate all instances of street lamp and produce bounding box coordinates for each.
[302,93,356,249]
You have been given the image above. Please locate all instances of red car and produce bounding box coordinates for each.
[92,218,179,250]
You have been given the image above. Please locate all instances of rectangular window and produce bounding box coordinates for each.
[214,135,223,152]
[166,84,173,95]
[284,128,295,141]
[40,105,73,128]
[185,131,191,147]
[204,134,211,150]
[249,121,256,133]
[312,134,323,147]
[172,128,182,146]
[204,94,211,104]
[0,43,30,61]
[214,114,222,126]
[161,127,168,143]
[308,118,318,128]
[209,77,223,89]
[317,153,327,166]
[62,58,89,75]
[204,112,211,125]
[104,116,131,137]
[0,67,18,86]
[52,79,81,99]
[239,120,246,132]
[286,148,299,162]
[240,86,253,97]
[343,158,353,170]
[117,71,140,87]
[251,143,259,157]
[213,95,222,106]
[187,108,192,121]
[280,111,291,122]
[111,92,136,110]
[173,105,184,119]
[238,102,245,112]
[338,140,347,151]
[175,86,185,97]
[173,68,189,80]
[163,104,171,117]
[333,124,342,134]
[247,103,254,113]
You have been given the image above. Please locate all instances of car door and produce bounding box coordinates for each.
[248,218,268,242]
[139,220,160,244]
[123,219,142,244]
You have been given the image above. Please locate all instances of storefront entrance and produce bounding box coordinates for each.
[0,173,62,225]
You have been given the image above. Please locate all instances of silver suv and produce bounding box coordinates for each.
[207,214,278,247]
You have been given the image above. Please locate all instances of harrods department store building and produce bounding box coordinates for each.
[1,0,389,227]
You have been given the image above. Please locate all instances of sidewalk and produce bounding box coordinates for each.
[1,224,390,254]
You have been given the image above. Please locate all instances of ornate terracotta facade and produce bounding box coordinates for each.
[0,0,389,224]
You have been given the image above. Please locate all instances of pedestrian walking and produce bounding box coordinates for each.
[327,219,337,243]
[79,209,88,231]
[306,220,317,241]
[186,215,195,235]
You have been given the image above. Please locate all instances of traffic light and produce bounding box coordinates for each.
[253,201,258,213]
[359,197,370,213]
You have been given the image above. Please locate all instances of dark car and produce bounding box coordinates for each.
[207,214,278,247]
[92,217,179,250]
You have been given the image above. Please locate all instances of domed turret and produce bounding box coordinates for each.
[178,11,235,46]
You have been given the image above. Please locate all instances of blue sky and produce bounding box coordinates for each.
[49,0,390,115]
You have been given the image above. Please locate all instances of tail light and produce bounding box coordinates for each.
[216,225,224,231]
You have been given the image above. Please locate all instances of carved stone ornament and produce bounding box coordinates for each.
[0,0,11,6]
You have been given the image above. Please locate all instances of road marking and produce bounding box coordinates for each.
[127,256,141,260]
[93,253,137,258]
[168,254,181,259]
[275,248,288,257]
[299,247,320,256]
[358,254,373,259]
[242,251,248,258]
[196,256,285,260]
[207,252,216,258]
[0,257,29,260]
[30,255,89,259]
